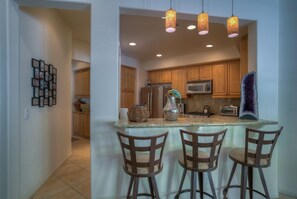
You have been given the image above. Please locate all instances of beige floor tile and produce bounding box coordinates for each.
[72,156,90,169]
[73,180,91,199]
[54,162,82,178]
[31,176,70,199]
[48,188,86,199]
[279,193,297,199]
[59,169,90,187]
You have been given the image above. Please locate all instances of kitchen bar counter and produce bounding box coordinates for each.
[111,116,280,198]
[115,115,277,128]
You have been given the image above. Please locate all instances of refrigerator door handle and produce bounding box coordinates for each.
[149,92,153,116]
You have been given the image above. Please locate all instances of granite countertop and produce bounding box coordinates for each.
[115,115,277,128]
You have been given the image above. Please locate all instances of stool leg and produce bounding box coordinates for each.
[198,172,203,199]
[151,176,160,199]
[207,171,217,199]
[240,165,248,199]
[248,167,253,199]
[191,171,197,199]
[127,176,134,199]
[175,168,187,199]
[223,162,237,196]
[132,177,139,199]
[148,177,154,198]
[258,168,270,199]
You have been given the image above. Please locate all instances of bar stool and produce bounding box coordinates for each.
[175,129,227,199]
[223,127,283,199]
[117,131,168,199]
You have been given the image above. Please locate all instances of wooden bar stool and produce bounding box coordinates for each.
[117,131,168,199]
[175,129,227,199]
[223,127,283,199]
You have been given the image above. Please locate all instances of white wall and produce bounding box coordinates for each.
[72,38,90,63]
[143,46,240,70]
[0,1,8,198]
[19,7,72,198]
[278,0,297,196]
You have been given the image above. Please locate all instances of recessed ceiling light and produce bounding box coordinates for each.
[187,25,196,30]
[156,54,162,57]
[129,42,136,46]
[206,44,214,48]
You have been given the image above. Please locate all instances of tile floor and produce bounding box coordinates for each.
[31,137,90,199]
[31,137,296,199]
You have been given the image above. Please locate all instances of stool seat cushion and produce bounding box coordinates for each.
[229,148,269,166]
[124,154,161,175]
[178,150,216,171]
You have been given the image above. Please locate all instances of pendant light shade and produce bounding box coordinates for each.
[165,8,176,33]
[197,12,209,35]
[227,15,239,38]
[227,0,239,38]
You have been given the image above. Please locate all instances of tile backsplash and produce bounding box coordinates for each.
[183,94,240,114]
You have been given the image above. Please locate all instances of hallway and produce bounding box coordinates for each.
[31,138,90,199]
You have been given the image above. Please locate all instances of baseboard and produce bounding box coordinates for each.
[279,186,297,197]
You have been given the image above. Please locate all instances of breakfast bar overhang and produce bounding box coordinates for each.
[95,117,278,198]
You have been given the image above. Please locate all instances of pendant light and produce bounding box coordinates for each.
[165,0,176,33]
[227,0,239,38]
[197,0,209,35]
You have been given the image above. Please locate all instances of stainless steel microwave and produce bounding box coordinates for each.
[186,80,212,94]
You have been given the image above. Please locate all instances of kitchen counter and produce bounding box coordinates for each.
[115,115,277,128]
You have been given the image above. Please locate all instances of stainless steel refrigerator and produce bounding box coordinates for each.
[140,86,171,118]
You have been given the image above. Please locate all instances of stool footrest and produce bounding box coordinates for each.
[175,189,215,199]
[128,192,157,198]
[223,185,267,198]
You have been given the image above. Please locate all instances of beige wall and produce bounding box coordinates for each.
[19,7,72,198]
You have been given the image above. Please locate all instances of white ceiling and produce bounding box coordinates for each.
[58,8,251,63]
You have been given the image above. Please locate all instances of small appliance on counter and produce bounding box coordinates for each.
[184,105,214,118]
[220,105,239,117]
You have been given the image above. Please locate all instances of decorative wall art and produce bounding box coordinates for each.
[31,58,57,107]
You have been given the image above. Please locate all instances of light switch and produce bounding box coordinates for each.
[24,107,30,120]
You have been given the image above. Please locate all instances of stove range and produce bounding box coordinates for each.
[184,112,215,118]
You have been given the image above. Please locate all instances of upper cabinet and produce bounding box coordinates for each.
[148,70,171,84]
[121,66,136,108]
[240,35,248,79]
[74,68,90,96]
[187,64,212,82]
[172,68,187,98]
[212,60,240,98]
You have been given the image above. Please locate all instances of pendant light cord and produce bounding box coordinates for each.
[170,0,172,9]
[232,0,234,16]
[202,0,204,13]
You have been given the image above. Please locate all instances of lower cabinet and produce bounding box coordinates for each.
[73,111,90,139]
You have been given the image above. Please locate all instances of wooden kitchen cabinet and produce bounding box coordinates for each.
[228,61,241,97]
[148,69,171,84]
[73,111,90,139]
[121,65,136,108]
[240,35,248,79]
[212,61,240,98]
[74,68,90,96]
[172,68,187,98]
[199,64,213,80]
[187,64,212,82]
[187,66,200,81]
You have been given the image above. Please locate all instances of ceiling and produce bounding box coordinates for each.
[58,8,251,63]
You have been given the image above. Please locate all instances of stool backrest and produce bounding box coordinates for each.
[244,127,283,167]
[117,131,168,175]
[180,129,227,171]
